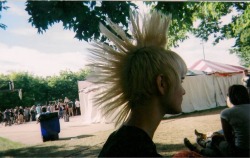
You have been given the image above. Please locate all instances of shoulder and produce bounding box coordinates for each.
[105,126,151,144]
[220,107,233,120]
[99,126,161,157]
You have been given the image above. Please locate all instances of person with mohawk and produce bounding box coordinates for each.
[89,10,188,157]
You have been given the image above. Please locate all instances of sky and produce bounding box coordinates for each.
[0,1,241,77]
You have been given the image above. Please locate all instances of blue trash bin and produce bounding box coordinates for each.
[39,112,60,142]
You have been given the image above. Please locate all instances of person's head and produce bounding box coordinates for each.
[41,106,47,113]
[228,84,250,105]
[244,69,248,75]
[122,47,186,114]
[89,10,187,125]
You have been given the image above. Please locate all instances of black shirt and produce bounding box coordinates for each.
[99,125,162,157]
[19,108,24,115]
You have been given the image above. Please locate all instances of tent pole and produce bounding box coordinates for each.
[213,74,217,107]
[201,40,205,60]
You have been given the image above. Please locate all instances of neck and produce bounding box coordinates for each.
[124,98,164,139]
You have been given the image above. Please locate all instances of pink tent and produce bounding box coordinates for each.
[179,59,245,113]
[189,59,246,74]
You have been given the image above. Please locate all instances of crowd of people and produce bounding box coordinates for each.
[57,97,81,119]
[0,106,32,126]
[0,97,81,126]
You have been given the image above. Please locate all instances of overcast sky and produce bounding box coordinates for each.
[0,1,241,77]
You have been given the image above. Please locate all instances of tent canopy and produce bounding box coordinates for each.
[189,59,246,74]
[186,70,205,76]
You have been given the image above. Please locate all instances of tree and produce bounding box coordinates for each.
[0,73,16,110]
[150,2,249,66]
[1,1,248,65]
[0,0,8,30]
[226,3,250,67]
[0,69,89,111]
[184,2,249,67]
[47,69,88,102]
[0,72,38,109]
[25,1,137,42]
[24,1,249,66]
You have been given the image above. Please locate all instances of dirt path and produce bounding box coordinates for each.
[0,115,114,145]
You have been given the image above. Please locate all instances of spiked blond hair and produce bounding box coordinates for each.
[88,10,187,126]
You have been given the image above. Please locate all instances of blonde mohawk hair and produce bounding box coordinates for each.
[88,10,172,126]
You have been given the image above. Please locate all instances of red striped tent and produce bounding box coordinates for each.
[189,59,246,74]
[177,59,246,113]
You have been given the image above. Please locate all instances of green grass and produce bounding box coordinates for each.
[0,137,24,151]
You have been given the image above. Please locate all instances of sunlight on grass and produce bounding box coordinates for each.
[0,137,25,151]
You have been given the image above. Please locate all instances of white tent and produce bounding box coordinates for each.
[182,59,245,112]
[78,81,103,124]
[181,73,242,113]
[78,60,245,123]
[78,81,119,124]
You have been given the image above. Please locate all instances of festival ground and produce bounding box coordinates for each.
[0,108,223,157]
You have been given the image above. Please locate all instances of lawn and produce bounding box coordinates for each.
[0,107,225,157]
[0,137,24,151]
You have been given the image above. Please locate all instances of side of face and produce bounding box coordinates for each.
[157,74,186,115]
[226,96,234,108]
[157,50,187,114]
[244,70,248,75]
[166,78,185,114]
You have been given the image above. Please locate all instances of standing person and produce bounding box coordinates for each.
[36,105,41,115]
[67,101,74,117]
[23,107,28,123]
[242,69,250,94]
[14,107,19,124]
[64,97,69,105]
[0,111,3,124]
[26,107,30,122]
[30,105,36,121]
[4,109,11,126]
[184,85,250,157]
[55,101,59,111]
[35,105,42,122]
[62,98,68,116]
[89,10,187,157]
[58,101,64,119]
[63,103,67,117]
[18,106,24,124]
[50,104,55,113]
[9,109,14,125]
[75,98,80,115]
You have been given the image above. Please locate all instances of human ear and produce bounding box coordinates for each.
[156,74,165,95]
